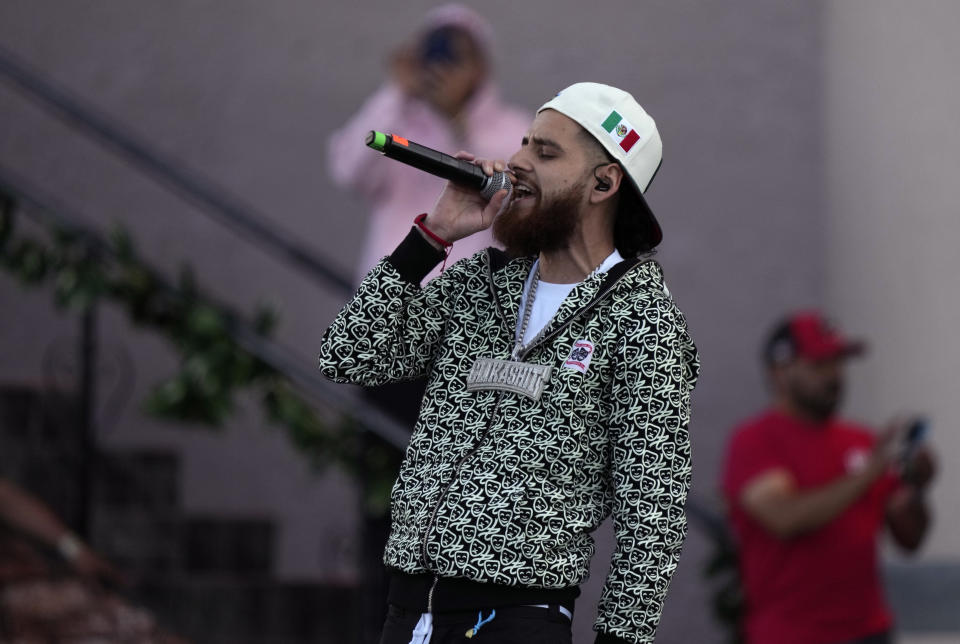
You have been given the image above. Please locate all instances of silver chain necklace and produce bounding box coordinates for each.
[512,257,610,360]
[512,264,542,360]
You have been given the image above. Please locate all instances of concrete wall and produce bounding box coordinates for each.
[0,1,826,641]
[824,2,960,638]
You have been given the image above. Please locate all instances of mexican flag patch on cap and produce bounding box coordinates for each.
[601,110,641,153]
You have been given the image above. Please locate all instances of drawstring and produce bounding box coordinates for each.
[465,609,496,638]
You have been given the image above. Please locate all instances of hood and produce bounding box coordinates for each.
[620,260,700,390]
[420,3,495,57]
[678,316,700,389]
[639,261,700,389]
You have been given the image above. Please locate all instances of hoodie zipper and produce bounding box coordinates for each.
[419,256,517,597]
[420,391,505,600]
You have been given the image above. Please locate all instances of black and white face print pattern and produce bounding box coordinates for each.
[318,253,699,642]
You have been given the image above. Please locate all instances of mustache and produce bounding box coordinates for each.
[510,170,537,188]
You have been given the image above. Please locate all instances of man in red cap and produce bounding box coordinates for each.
[720,312,936,644]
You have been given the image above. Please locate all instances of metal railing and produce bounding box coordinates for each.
[0,43,353,295]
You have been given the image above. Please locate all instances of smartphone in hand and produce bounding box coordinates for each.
[900,417,929,479]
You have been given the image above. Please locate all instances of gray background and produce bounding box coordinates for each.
[1,1,955,642]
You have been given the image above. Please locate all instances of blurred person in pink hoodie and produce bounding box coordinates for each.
[327,3,529,286]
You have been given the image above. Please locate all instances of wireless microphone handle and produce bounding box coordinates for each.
[365,130,509,200]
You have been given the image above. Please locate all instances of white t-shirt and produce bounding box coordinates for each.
[518,250,624,346]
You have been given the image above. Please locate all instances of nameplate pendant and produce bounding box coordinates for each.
[466,358,552,400]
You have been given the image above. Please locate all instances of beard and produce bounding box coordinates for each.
[492,180,585,257]
[791,380,843,422]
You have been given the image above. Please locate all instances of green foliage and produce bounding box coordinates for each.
[0,203,396,510]
[703,531,745,644]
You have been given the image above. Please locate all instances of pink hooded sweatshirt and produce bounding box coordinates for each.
[327,4,530,285]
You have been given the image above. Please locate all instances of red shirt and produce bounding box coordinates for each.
[721,410,900,644]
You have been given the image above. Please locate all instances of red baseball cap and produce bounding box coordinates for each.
[763,311,866,365]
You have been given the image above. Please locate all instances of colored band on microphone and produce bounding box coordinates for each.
[364,130,409,151]
[365,130,388,152]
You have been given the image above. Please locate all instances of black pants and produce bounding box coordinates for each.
[379,604,572,644]
[838,632,892,644]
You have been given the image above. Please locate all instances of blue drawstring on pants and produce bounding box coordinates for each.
[465,609,496,638]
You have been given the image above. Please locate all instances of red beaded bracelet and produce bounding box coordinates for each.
[414,213,452,272]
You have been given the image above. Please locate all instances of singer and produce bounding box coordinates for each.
[319,83,699,644]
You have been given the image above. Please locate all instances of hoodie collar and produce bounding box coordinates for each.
[487,250,667,351]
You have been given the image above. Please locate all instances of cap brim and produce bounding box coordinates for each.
[634,187,663,251]
[807,339,867,361]
[627,158,663,252]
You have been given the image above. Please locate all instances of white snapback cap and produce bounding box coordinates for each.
[538,82,663,249]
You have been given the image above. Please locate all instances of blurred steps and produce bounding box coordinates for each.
[0,383,360,643]
[91,449,183,573]
[136,578,358,644]
[182,517,274,577]
[0,384,85,528]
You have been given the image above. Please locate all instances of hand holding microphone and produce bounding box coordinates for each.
[427,151,513,245]
[365,131,514,245]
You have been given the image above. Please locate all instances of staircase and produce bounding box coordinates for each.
[0,384,359,643]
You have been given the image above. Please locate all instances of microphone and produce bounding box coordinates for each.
[365,130,512,200]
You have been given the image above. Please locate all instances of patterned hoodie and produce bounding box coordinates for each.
[319,230,699,643]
